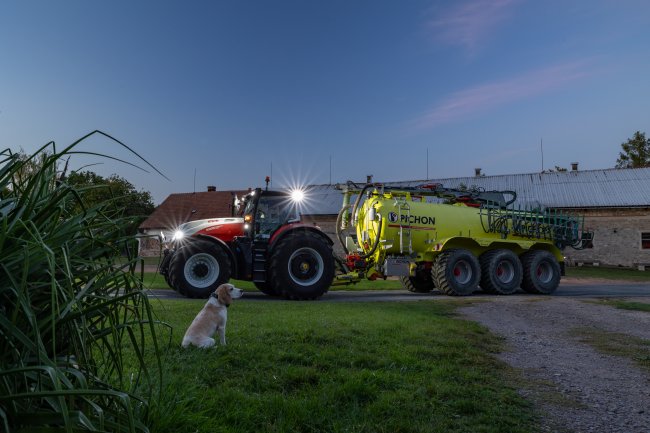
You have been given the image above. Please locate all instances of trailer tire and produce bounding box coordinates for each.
[168,240,231,298]
[480,249,523,295]
[432,249,480,296]
[520,250,561,295]
[399,266,435,293]
[254,281,281,296]
[268,232,334,300]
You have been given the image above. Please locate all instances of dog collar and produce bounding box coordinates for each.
[210,292,230,308]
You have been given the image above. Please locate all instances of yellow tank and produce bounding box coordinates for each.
[338,184,589,296]
[356,190,562,263]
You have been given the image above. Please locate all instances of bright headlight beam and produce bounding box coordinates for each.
[291,189,305,202]
[173,230,185,241]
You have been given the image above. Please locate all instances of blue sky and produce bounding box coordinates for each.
[1,0,649,203]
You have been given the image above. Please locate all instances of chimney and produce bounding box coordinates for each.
[474,168,482,177]
[366,174,373,184]
[571,162,578,171]
[207,185,216,192]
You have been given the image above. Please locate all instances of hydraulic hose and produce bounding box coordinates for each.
[336,204,351,255]
[336,182,372,255]
[350,183,373,228]
[357,213,382,260]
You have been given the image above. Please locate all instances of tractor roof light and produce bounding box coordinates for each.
[291,189,305,203]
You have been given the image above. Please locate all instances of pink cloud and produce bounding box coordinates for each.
[412,61,591,129]
[428,0,520,54]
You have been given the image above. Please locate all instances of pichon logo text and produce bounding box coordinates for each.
[388,212,435,225]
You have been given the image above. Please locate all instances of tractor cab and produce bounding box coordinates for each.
[235,188,302,241]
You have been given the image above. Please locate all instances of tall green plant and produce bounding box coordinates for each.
[0,132,165,432]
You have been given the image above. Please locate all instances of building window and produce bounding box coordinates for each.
[642,232,650,250]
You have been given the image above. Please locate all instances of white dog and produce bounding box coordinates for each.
[181,283,243,348]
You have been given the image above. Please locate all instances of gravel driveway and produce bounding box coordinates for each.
[460,294,650,433]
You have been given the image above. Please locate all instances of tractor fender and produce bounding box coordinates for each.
[269,224,333,252]
[192,233,239,277]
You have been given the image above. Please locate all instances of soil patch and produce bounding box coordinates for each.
[460,296,650,432]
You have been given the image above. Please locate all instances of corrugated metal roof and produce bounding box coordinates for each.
[303,167,650,215]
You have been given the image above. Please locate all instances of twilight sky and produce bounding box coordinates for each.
[1,0,649,203]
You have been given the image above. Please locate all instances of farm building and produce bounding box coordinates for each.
[139,167,650,268]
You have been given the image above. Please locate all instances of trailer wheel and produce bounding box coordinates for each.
[254,281,281,296]
[268,232,334,300]
[432,249,481,296]
[520,250,561,294]
[399,266,435,293]
[168,240,231,298]
[480,249,523,295]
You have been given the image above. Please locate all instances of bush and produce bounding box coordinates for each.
[0,132,164,432]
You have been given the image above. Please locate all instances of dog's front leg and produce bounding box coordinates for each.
[218,326,226,345]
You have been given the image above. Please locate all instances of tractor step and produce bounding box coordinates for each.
[252,241,268,282]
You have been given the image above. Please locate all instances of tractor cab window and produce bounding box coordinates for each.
[241,195,255,217]
[255,195,299,238]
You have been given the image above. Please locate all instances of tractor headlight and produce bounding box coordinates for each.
[172,230,185,241]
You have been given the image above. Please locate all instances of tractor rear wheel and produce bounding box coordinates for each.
[268,232,334,300]
[254,281,281,296]
[480,249,523,295]
[432,249,480,296]
[168,240,231,298]
[520,250,561,294]
[399,265,435,293]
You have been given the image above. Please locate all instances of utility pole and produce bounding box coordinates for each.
[329,155,332,184]
[426,148,429,179]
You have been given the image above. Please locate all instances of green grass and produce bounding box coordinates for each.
[565,266,650,281]
[142,272,404,291]
[140,299,537,433]
[569,327,650,372]
[586,299,650,313]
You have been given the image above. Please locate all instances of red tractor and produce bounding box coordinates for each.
[159,187,335,299]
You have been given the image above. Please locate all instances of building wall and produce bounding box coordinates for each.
[300,215,344,256]
[137,229,174,257]
[562,208,650,267]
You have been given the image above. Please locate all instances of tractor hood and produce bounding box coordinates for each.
[173,217,245,243]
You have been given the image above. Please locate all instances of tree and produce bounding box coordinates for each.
[616,131,650,168]
[65,171,155,233]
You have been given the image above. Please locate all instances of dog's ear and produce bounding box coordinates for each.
[217,285,232,306]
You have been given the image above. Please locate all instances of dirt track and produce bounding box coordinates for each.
[460,296,650,433]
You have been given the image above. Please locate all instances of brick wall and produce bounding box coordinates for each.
[562,208,650,267]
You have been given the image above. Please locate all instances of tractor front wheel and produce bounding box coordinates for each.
[432,249,481,296]
[268,232,334,300]
[168,240,231,298]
